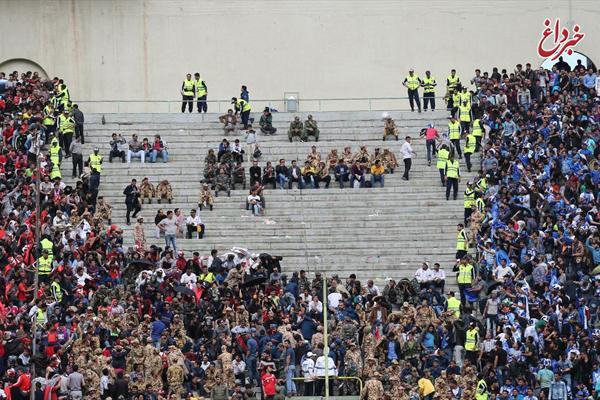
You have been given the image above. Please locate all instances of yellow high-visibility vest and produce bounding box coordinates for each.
[405,75,420,90]
[38,257,53,275]
[436,148,449,170]
[448,121,461,140]
[472,119,483,137]
[460,91,471,104]
[182,79,195,96]
[49,145,61,165]
[447,75,460,92]
[51,281,62,302]
[50,164,62,180]
[459,104,471,122]
[464,134,476,154]
[447,296,461,317]
[59,115,75,134]
[195,79,207,97]
[36,308,46,325]
[476,379,488,400]
[465,328,478,351]
[475,197,485,213]
[475,177,487,193]
[422,76,436,93]
[89,154,103,173]
[464,188,475,209]
[43,106,55,126]
[236,99,251,113]
[456,230,468,251]
[457,263,473,284]
[200,272,215,284]
[446,159,460,179]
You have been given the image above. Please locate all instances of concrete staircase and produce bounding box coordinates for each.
[63,111,478,284]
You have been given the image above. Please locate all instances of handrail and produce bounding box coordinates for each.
[292,376,363,399]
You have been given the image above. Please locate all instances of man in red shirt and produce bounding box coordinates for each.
[261,367,277,400]
[420,123,440,166]
[8,368,31,400]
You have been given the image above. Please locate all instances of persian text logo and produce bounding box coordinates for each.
[537,18,585,61]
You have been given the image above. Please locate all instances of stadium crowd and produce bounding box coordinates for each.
[0,61,598,400]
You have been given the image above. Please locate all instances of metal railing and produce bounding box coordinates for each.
[73,96,447,114]
[291,376,363,400]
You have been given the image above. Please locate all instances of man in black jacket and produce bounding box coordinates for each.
[275,159,289,190]
[123,179,141,225]
[249,160,262,187]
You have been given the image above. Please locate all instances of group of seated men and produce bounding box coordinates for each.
[109,132,169,163]
[137,177,174,204]
[202,148,246,197]
[288,114,320,142]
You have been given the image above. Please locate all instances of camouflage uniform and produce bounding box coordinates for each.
[288,116,303,141]
[415,305,437,329]
[215,170,231,197]
[388,377,409,400]
[302,115,320,141]
[383,118,399,140]
[83,369,100,399]
[326,149,339,169]
[199,184,214,210]
[94,197,113,224]
[167,364,185,396]
[203,163,217,188]
[139,178,155,204]
[352,147,370,167]
[217,347,235,388]
[362,374,384,400]
[342,147,354,165]
[344,346,362,395]
[156,180,173,203]
[127,339,145,373]
[382,149,399,173]
[231,163,246,190]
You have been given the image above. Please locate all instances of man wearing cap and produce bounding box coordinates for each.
[422,70,437,111]
[362,371,384,400]
[58,109,75,158]
[403,69,422,112]
[88,147,103,192]
[383,115,399,141]
[301,352,316,396]
[420,122,439,166]
[288,116,303,142]
[181,73,195,113]
[303,114,320,141]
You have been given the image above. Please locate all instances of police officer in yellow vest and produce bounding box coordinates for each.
[436,144,450,186]
[464,322,480,364]
[88,148,103,193]
[42,101,56,137]
[475,377,488,400]
[475,174,488,195]
[51,276,63,303]
[472,118,484,152]
[38,249,53,284]
[49,137,62,168]
[422,70,437,111]
[458,101,472,134]
[55,83,70,113]
[445,153,460,200]
[194,72,208,113]
[464,131,476,172]
[464,181,475,226]
[402,69,422,113]
[446,69,460,110]
[446,291,461,318]
[455,224,469,260]
[232,97,252,129]
[58,109,75,157]
[448,116,462,159]
[181,73,195,113]
[453,252,474,305]
[474,196,485,214]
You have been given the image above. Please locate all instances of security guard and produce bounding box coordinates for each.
[402,69,422,112]
[474,174,488,195]
[472,118,484,152]
[445,154,460,201]
[475,377,488,400]
[38,249,53,284]
[50,161,62,181]
[51,277,63,303]
[48,137,62,168]
[464,323,480,364]
[446,291,461,318]
[448,116,462,159]
[458,100,471,134]
[436,144,450,186]
[181,73,195,113]
[455,224,469,260]
[58,110,75,157]
[464,131,476,172]
[453,252,474,305]
[463,181,476,225]
[42,101,56,137]
[55,83,70,113]
[232,97,252,129]
[88,148,103,193]
[474,196,485,214]
[446,69,460,110]
[194,72,208,113]
[422,70,437,111]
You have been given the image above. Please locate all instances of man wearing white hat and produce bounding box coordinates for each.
[403,68,423,112]
[301,352,316,396]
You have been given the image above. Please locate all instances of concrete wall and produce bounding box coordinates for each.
[0,0,598,111]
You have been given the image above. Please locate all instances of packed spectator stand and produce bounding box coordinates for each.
[0,62,598,400]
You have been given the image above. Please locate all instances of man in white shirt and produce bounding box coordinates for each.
[314,351,338,396]
[185,208,204,239]
[365,280,380,296]
[309,297,323,315]
[400,136,416,180]
[302,352,317,396]
[494,260,515,282]
[414,262,434,288]
[158,210,178,251]
[327,289,342,310]
[180,267,198,288]
[431,263,446,291]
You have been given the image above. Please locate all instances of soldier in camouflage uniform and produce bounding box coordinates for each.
[288,116,303,142]
[156,179,173,203]
[382,148,399,173]
[215,168,231,197]
[326,148,339,169]
[231,161,246,190]
[203,162,217,188]
[362,371,384,400]
[167,363,185,397]
[388,375,410,400]
[199,183,214,211]
[302,114,320,141]
[383,116,399,140]
[83,368,100,399]
[127,338,145,373]
[343,343,361,395]
[94,196,113,224]
[139,177,155,204]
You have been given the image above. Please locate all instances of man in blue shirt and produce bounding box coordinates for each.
[151,315,166,348]
[583,69,597,90]
[245,329,259,386]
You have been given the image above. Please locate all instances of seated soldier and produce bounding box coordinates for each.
[219,109,238,134]
[353,146,370,166]
[302,114,320,142]
[199,183,214,211]
[205,149,217,166]
[288,116,303,142]
[383,116,399,141]
[342,146,354,165]
[307,145,321,166]
[315,161,331,189]
[259,107,277,135]
[370,147,383,167]
[215,167,231,197]
[156,180,173,204]
[301,161,316,189]
[203,162,217,189]
[94,196,113,225]
[139,177,155,204]
[231,161,246,190]
[326,148,339,170]
[382,148,399,174]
